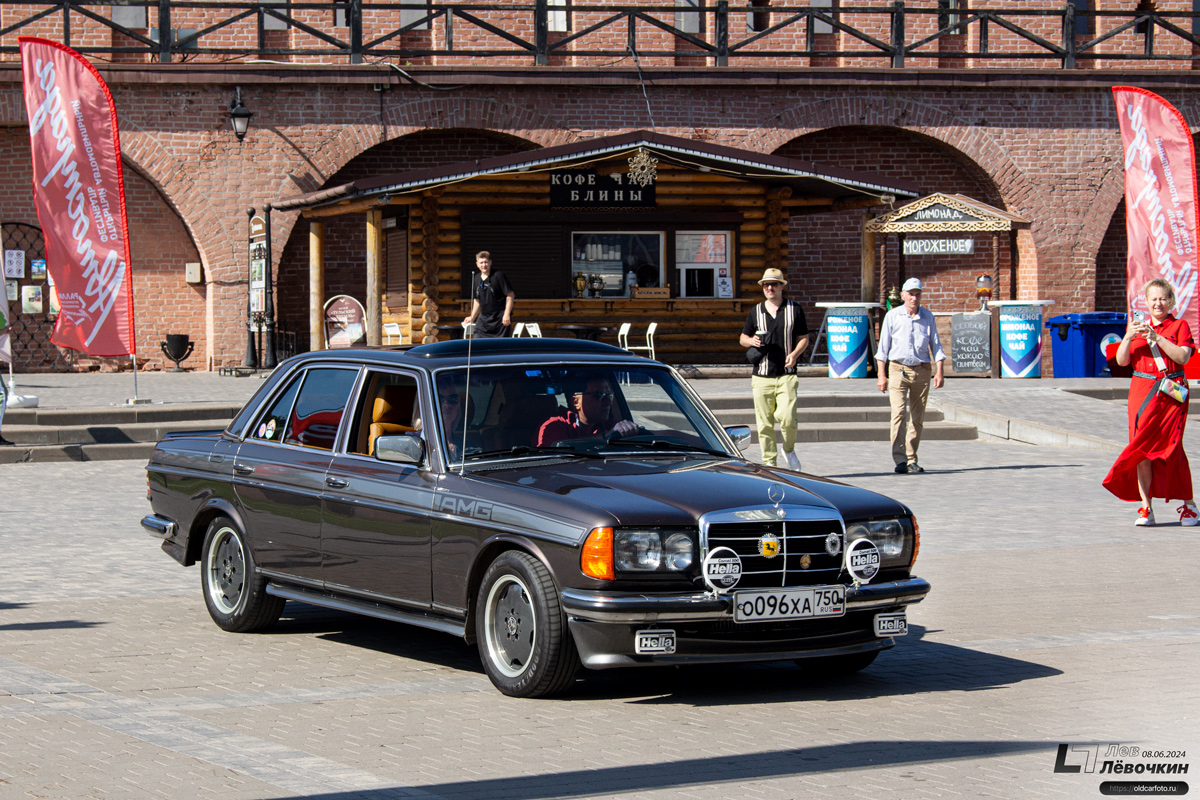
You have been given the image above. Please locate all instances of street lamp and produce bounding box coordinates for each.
[229,87,253,142]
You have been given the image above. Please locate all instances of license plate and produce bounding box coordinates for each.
[874,612,907,637]
[635,629,677,654]
[733,586,846,623]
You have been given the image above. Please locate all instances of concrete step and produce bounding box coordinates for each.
[785,421,977,444]
[0,441,157,464]
[713,407,944,425]
[702,393,889,411]
[4,403,242,427]
[1,418,229,446]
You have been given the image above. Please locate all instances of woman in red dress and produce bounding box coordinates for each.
[1103,278,1197,526]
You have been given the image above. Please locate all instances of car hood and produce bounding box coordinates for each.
[475,455,909,526]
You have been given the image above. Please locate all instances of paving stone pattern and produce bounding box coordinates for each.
[2,418,1198,799]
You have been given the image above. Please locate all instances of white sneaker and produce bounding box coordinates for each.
[1178,502,1199,527]
[785,452,801,471]
[1135,507,1155,526]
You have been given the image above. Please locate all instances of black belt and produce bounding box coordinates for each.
[1133,369,1184,380]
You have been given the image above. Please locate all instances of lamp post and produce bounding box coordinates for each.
[229,87,252,142]
[245,208,259,368]
[262,204,277,368]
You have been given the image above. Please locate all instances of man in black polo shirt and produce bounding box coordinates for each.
[739,268,809,469]
[464,251,515,338]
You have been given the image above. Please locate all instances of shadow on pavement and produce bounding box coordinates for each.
[270,610,1060,705]
[264,739,1054,800]
[0,620,104,631]
[826,463,1082,480]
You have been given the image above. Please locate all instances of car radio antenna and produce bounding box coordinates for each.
[460,269,477,475]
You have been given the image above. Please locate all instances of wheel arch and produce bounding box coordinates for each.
[462,533,560,646]
[185,499,247,567]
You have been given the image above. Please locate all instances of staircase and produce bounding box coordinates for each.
[0,404,241,464]
[701,392,979,444]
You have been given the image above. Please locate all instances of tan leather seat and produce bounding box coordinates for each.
[368,384,416,456]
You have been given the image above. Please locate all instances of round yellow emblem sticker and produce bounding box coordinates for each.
[758,533,781,559]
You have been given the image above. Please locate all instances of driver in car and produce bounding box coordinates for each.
[537,378,637,446]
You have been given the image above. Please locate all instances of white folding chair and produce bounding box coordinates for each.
[511,322,526,338]
[616,322,632,350]
[624,322,656,360]
[383,322,402,344]
[525,322,543,338]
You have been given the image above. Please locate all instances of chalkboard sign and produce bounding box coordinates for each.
[951,313,991,373]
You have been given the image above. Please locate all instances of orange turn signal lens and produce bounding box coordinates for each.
[911,516,920,566]
[581,527,615,580]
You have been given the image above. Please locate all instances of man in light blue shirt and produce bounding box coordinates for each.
[876,278,945,473]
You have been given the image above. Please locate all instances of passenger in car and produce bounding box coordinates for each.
[439,381,467,460]
[537,378,636,446]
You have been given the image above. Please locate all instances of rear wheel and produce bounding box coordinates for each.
[476,551,579,697]
[200,516,284,633]
[796,650,879,678]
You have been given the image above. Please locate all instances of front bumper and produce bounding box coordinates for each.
[560,576,929,668]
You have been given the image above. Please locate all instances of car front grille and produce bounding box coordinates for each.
[705,519,844,589]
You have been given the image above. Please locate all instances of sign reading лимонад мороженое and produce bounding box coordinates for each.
[903,238,976,256]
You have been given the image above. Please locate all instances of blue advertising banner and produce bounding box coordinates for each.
[999,305,1044,378]
[827,308,872,378]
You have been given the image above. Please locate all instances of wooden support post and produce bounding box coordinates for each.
[861,214,877,303]
[366,208,383,346]
[309,221,325,350]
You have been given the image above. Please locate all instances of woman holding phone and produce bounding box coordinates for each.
[1103,278,1197,526]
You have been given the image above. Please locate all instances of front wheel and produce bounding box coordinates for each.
[476,551,579,697]
[200,516,284,633]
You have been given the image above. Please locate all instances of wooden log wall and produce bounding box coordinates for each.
[389,164,794,362]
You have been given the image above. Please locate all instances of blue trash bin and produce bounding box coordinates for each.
[1045,312,1127,377]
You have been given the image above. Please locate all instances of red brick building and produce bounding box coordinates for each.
[0,1,1196,371]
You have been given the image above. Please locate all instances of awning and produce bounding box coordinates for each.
[274,130,920,213]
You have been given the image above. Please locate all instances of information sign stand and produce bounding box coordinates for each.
[814,302,882,378]
[989,300,1054,378]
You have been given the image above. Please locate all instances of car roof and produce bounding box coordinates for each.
[285,338,654,370]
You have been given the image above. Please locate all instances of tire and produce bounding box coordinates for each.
[476,551,579,698]
[200,516,284,633]
[796,650,879,678]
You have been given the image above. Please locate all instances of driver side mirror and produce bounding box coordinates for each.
[725,425,752,452]
[375,434,425,465]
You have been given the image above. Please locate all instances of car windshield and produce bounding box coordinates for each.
[433,364,731,466]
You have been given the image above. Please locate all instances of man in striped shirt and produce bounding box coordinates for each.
[739,268,810,469]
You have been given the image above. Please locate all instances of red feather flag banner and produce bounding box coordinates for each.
[1113,88,1199,350]
[19,37,135,357]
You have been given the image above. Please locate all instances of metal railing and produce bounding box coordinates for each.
[1,1,1199,67]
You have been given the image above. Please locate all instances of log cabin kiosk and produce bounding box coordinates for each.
[274,131,918,364]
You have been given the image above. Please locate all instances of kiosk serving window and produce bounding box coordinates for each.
[676,232,731,298]
[570,232,663,297]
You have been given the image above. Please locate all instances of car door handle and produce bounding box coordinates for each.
[325,477,349,489]
[233,463,254,475]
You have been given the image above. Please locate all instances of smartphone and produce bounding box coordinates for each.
[1133,310,1145,323]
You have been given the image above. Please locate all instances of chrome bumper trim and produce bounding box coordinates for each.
[140,514,177,540]
[561,577,930,624]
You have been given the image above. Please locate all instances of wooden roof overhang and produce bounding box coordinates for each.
[865,193,1031,234]
[274,130,921,218]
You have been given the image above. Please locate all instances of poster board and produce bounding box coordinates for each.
[951,313,991,374]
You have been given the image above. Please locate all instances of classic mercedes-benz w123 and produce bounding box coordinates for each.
[142,339,929,697]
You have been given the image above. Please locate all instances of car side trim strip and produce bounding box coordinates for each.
[265,583,466,637]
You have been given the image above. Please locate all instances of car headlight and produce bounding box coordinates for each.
[582,528,697,578]
[844,517,915,569]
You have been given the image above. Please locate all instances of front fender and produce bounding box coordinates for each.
[461,532,563,645]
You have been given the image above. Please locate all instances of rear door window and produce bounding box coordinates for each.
[284,368,360,450]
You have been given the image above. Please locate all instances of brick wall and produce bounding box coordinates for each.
[776,126,1012,335]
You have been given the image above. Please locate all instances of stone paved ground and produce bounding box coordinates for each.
[2,429,1197,799]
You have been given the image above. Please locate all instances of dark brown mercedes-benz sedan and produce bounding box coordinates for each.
[143,339,929,697]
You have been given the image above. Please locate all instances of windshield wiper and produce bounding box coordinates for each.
[464,445,604,461]
[603,437,732,458]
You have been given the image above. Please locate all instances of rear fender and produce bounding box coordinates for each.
[183,498,247,567]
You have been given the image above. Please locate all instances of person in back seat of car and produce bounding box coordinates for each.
[537,378,636,446]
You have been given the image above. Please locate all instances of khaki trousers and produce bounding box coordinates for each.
[751,374,798,465]
[888,361,932,467]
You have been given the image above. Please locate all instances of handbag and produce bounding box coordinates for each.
[746,346,764,364]
[1159,376,1189,403]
